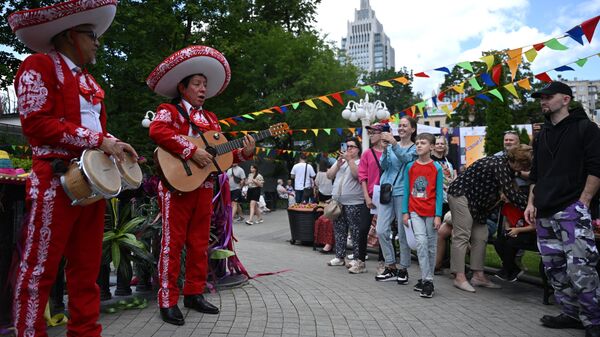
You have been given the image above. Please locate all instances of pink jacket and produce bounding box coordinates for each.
[358,148,382,197]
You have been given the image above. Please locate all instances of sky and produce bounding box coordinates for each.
[314,0,600,96]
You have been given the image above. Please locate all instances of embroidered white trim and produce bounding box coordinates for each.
[158,183,172,307]
[17,69,48,119]
[153,109,172,123]
[47,51,64,84]
[24,178,58,336]
[8,0,117,30]
[13,172,40,330]
[172,135,195,159]
[60,127,101,148]
[31,145,71,157]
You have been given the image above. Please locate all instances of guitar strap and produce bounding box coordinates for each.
[174,104,223,174]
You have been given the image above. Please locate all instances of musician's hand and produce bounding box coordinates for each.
[191,148,213,168]
[242,135,256,157]
[100,137,138,162]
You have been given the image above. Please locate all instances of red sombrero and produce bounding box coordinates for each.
[8,0,117,53]
[147,45,231,99]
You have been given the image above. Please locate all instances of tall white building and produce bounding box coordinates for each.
[339,0,395,73]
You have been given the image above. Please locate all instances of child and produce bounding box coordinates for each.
[402,133,444,298]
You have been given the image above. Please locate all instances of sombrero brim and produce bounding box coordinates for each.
[8,0,117,53]
[147,45,231,99]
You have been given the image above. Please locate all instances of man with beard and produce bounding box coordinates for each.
[525,81,600,337]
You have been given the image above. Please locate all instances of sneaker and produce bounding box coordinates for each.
[348,260,366,274]
[346,259,358,269]
[375,267,398,282]
[495,269,523,283]
[420,281,434,298]
[377,261,386,275]
[540,313,584,329]
[327,258,345,266]
[346,254,368,260]
[397,269,409,285]
[256,219,264,223]
[413,279,423,292]
[245,220,253,225]
[234,216,244,222]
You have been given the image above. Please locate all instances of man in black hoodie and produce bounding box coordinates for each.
[525,81,600,337]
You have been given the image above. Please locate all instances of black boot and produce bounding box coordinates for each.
[160,305,185,325]
[183,294,219,314]
[540,313,584,329]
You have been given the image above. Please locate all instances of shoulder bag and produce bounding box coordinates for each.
[323,163,348,221]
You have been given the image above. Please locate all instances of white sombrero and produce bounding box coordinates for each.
[147,45,231,99]
[8,0,117,53]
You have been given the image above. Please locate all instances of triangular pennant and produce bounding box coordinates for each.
[410,105,417,116]
[468,78,483,91]
[311,129,318,136]
[280,105,288,113]
[252,112,263,116]
[414,72,429,78]
[393,77,409,84]
[481,73,496,87]
[506,48,522,60]
[377,81,394,87]
[441,105,452,117]
[533,43,545,51]
[451,102,459,110]
[242,114,255,120]
[535,72,553,83]
[345,89,359,96]
[507,57,521,80]
[273,106,283,114]
[219,120,230,127]
[544,38,568,50]
[503,83,519,98]
[452,83,465,94]
[492,64,502,85]
[233,117,244,122]
[361,85,376,93]
[229,131,238,137]
[304,99,318,109]
[581,15,600,43]
[348,127,355,134]
[438,91,446,101]
[416,101,426,114]
[241,131,249,136]
[336,128,343,136]
[488,89,504,102]
[292,102,300,109]
[331,92,344,105]
[266,149,271,156]
[323,128,331,135]
[431,96,438,107]
[457,61,474,73]
[318,96,333,106]
[480,55,495,71]
[464,97,475,106]
[576,58,588,67]
[554,65,574,72]
[434,67,451,74]
[524,48,538,62]
[516,78,531,90]
[566,25,585,45]
[475,93,492,102]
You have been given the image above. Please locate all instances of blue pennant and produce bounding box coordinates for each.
[554,65,574,72]
[481,73,496,87]
[280,106,288,113]
[336,128,343,136]
[431,96,438,107]
[233,116,245,122]
[434,67,451,74]
[345,89,359,97]
[475,94,492,102]
[566,26,585,45]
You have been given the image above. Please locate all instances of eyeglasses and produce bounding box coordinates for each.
[73,30,98,41]
[504,130,518,135]
[346,144,358,149]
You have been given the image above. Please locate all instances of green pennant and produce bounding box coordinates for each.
[468,78,483,91]
[266,149,271,156]
[457,61,474,73]
[488,89,504,102]
[242,114,255,120]
[575,58,588,67]
[323,128,331,135]
[544,38,568,50]
[292,102,300,109]
[416,101,426,113]
[361,85,376,93]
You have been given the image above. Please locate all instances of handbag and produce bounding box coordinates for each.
[323,163,348,221]
[380,170,401,205]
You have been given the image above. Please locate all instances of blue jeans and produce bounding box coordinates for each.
[376,196,411,269]
[410,212,438,281]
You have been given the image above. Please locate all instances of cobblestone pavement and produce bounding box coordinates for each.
[47,209,583,337]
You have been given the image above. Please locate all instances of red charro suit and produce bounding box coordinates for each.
[149,102,250,308]
[13,51,110,337]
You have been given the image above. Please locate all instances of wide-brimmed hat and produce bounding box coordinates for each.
[146,45,231,99]
[8,0,117,53]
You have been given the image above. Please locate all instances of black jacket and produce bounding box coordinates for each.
[530,106,600,217]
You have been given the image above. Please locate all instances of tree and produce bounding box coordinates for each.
[361,68,420,114]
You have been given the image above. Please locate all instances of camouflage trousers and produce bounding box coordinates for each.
[536,200,600,326]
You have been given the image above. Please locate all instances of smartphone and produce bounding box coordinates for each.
[340,143,347,152]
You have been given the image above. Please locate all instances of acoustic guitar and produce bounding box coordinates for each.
[155,123,289,192]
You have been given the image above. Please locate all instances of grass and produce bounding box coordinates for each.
[484,244,541,277]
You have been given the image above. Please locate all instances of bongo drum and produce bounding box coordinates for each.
[60,149,121,206]
[115,153,142,190]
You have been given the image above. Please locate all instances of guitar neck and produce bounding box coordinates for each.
[214,129,272,155]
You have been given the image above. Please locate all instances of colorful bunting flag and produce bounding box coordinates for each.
[452,83,465,94]
[566,25,585,45]
[544,38,569,50]
[361,85,376,93]
[394,77,409,84]
[507,57,521,80]
[304,99,317,109]
[434,67,451,74]
[414,72,430,78]
[457,61,474,73]
[378,81,394,87]
[475,93,492,102]
[516,78,531,90]
[480,55,495,71]
[581,16,600,43]
[506,48,522,60]
[503,83,519,98]
[575,58,588,67]
[468,78,483,91]
[331,92,344,105]
[554,65,574,72]
[492,64,502,85]
[345,89,359,97]
[464,97,475,106]
[488,89,504,102]
[318,96,333,106]
[481,73,496,87]
[533,43,545,51]
[535,73,553,83]
[292,102,300,109]
[524,48,538,62]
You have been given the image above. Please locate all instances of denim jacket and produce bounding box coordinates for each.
[379,143,417,197]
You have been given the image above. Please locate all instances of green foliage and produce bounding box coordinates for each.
[10,157,32,171]
[519,128,530,145]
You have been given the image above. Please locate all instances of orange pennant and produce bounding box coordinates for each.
[318,96,333,106]
[507,57,521,80]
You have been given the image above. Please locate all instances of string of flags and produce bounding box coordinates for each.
[254,146,338,158]
[217,15,600,126]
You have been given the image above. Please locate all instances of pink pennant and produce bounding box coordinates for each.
[535,73,553,83]
[581,16,600,43]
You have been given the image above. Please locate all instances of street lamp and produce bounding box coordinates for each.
[341,94,390,152]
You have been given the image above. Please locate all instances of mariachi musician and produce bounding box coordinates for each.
[8,0,137,336]
[146,46,255,325]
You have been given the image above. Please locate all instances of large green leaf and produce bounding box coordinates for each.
[103,230,117,242]
[119,217,145,235]
[119,236,145,250]
[111,242,121,270]
[210,249,235,260]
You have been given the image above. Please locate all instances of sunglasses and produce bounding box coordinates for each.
[73,30,98,41]
[504,130,518,135]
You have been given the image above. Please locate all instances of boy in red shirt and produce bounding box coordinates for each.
[402,133,444,298]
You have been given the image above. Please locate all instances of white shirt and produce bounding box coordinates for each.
[59,53,102,132]
[290,162,316,190]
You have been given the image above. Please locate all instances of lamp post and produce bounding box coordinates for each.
[341,94,390,152]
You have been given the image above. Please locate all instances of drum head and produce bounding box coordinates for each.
[81,150,121,195]
[117,153,143,188]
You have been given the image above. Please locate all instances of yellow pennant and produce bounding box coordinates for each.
[452,83,465,94]
[312,129,319,136]
[304,99,318,109]
[480,55,495,71]
[516,78,531,90]
[504,83,519,98]
[241,131,249,136]
[378,81,394,87]
[507,57,521,80]
[524,48,538,62]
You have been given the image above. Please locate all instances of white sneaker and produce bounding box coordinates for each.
[327,258,345,266]
[346,254,368,260]
[349,260,366,274]
[346,259,358,269]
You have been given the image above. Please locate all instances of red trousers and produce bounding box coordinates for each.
[13,160,104,337]
[157,182,212,308]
